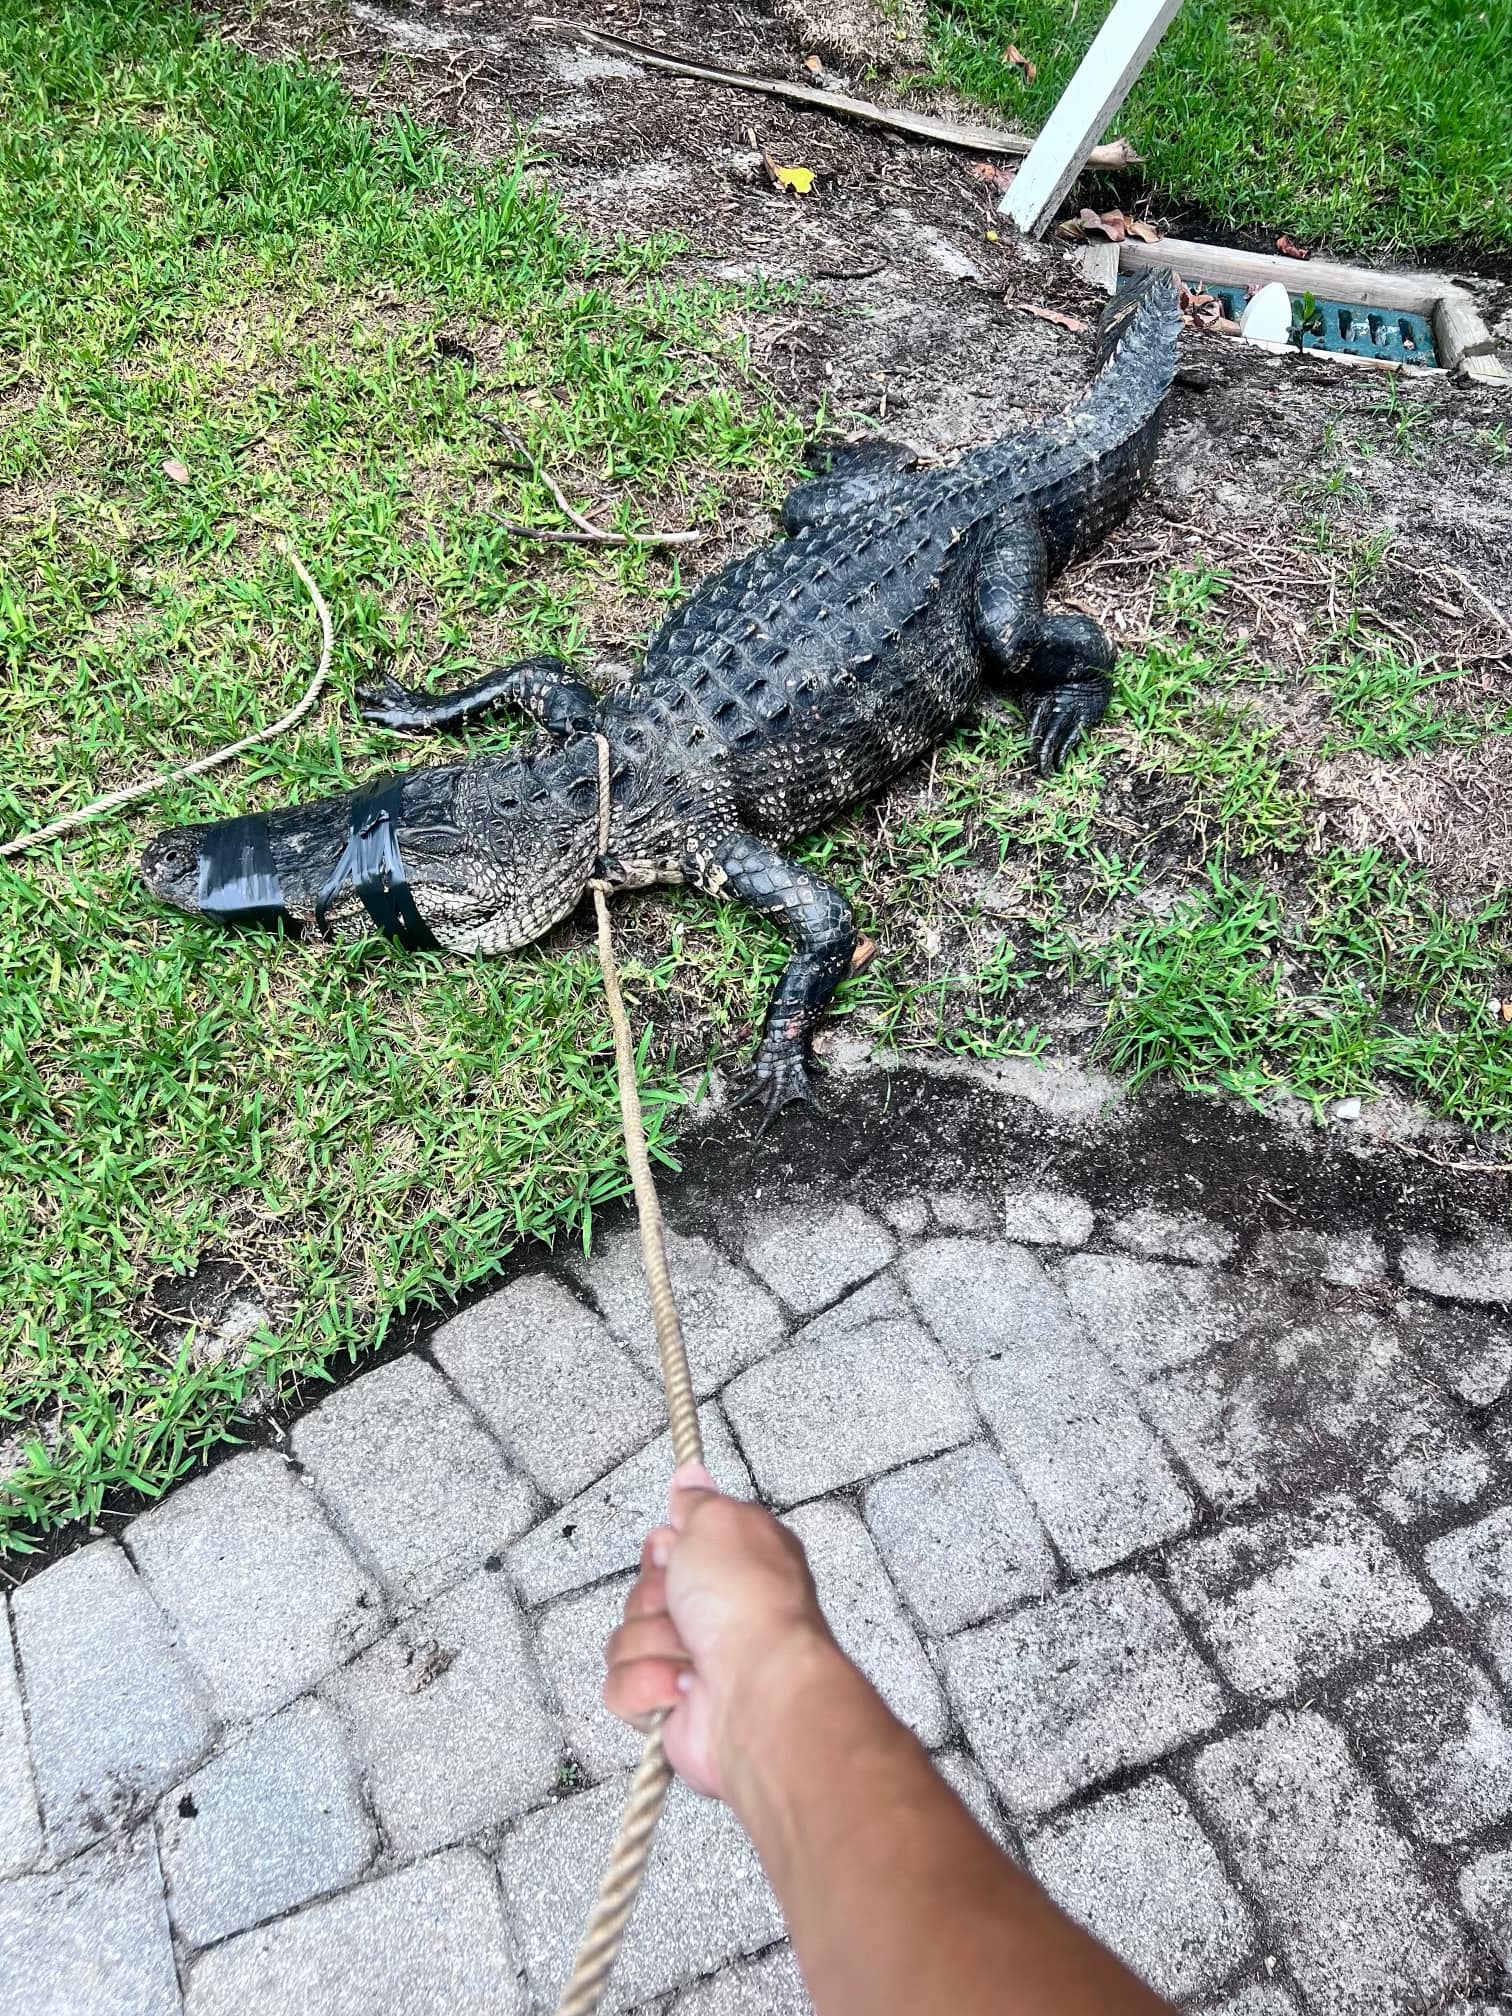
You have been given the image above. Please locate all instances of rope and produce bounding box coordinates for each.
[0,544,333,861]
[553,734,703,2016]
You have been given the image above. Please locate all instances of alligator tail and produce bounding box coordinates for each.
[1039,267,1182,570]
[970,267,1181,573]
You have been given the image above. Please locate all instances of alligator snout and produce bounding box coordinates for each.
[139,823,207,915]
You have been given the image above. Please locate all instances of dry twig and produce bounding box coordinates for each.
[485,418,703,549]
[0,544,333,861]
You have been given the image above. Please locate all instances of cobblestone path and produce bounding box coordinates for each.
[4,1067,1511,2015]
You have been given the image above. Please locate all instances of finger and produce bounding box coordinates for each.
[623,1565,669,1623]
[641,1525,677,1572]
[603,1654,687,1727]
[669,1461,718,1530]
[606,1613,689,1671]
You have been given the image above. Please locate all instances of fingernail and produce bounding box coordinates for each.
[676,1670,694,1694]
[672,1461,715,1491]
[650,1538,670,1568]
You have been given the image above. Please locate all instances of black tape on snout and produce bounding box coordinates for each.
[315,778,438,951]
[196,815,292,933]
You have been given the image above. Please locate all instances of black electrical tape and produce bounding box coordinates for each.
[316,778,439,951]
[196,813,293,933]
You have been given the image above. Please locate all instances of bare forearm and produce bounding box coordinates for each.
[726,1640,1170,2016]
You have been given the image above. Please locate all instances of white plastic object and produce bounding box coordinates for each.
[1239,281,1294,347]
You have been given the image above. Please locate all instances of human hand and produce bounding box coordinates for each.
[602,1462,837,1799]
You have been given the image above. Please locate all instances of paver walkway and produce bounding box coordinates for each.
[4,1067,1512,2014]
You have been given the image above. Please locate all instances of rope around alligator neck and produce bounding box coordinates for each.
[553,735,704,2016]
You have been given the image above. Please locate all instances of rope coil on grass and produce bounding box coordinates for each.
[553,734,703,2016]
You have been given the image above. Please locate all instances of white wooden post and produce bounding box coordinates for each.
[1000,0,1184,239]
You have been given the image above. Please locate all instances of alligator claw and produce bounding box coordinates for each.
[732,1051,820,1129]
[355,674,430,731]
[1028,690,1096,775]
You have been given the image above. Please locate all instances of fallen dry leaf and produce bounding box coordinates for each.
[1126,219,1161,244]
[1008,301,1091,334]
[1001,42,1037,82]
[1276,235,1311,259]
[762,154,816,196]
[803,52,822,72]
[971,159,1017,193]
[161,458,190,483]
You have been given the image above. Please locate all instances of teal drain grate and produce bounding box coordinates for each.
[1197,281,1437,365]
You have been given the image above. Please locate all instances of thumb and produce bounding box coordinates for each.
[669,1460,718,1529]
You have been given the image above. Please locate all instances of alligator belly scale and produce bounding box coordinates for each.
[141,272,1181,1115]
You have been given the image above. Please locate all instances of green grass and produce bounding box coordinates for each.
[3,2,1509,1555]
[927,0,1512,253]
[0,0,802,1547]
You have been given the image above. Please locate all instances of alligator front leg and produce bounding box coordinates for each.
[974,519,1114,774]
[356,655,598,736]
[688,830,857,1119]
[780,437,920,533]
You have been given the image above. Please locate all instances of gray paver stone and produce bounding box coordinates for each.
[537,1574,643,1778]
[878,1194,929,1238]
[571,1227,786,1397]
[0,1830,180,2016]
[721,1310,976,1506]
[1252,1228,1386,1288]
[1399,1298,1512,1408]
[1190,1709,1470,2016]
[1287,1313,1493,1527]
[901,1237,1083,1366]
[0,1604,43,1874]
[1197,1986,1301,2016]
[1426,1507,1512,1686]
[1110,1207,1237,1267]
[511,1403,752,1606]
[1401,1229,1512,1305]
[1168,1496,1432,1700]
[742,1202,896,1315]
[1346,1645,1512,1844]
[862,1442,1057,1635]
[1026,1778,1254,2002]
[944,1572,1224,1820]
[972,1327,1194,1574]
[1460,1849,1512,1971]
[159,1696,376,1949]
[324,1565,558,1855]
[430,1274,663,1501]
[185,1847,522,2016]
[668,1944,812,2016]
[291,1355,536,1602]
[1057,1253,1280,1379]
[785,1498,949,1746]
[1140,1344,1322,1515]
[930,1189,995,1232]
[130,1451,383,1724]
[501,1776,783,2008]
[1001,1186,1094,1248]
[14,1538,217,1855]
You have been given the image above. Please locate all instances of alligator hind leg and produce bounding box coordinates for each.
[687,829,857,1119]
[1009,614,1115,774]
[356,655,598,736]
[974,522,1114,774]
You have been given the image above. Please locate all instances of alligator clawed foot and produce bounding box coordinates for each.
[355,673,430,731]
[732,1050,821,1129]
[1027,690,1096,776]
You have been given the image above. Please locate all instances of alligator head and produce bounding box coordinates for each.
[139,736,605,953]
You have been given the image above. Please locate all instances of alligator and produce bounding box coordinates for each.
[141,271,1181,1115]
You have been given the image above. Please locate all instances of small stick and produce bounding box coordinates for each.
[530,17,1141,168]
[0,544,333,861]
[485,418,704,548]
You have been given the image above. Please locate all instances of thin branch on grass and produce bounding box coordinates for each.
[0,544,333,861]
[529,18,1142,168]
[483,418,704,548]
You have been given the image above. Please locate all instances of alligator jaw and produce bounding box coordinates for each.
[139,823,210,916]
